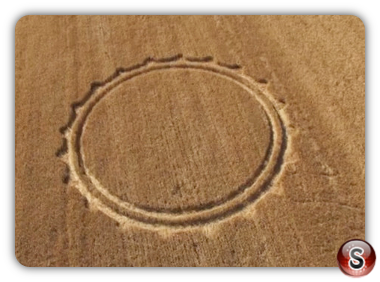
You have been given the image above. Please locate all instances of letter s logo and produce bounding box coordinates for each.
[349,247,365,270]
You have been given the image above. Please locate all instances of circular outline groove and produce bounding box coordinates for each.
[58,55,288,228]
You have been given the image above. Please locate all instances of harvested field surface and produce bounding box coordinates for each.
[15,15,365,267]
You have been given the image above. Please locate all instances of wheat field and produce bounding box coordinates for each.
[15,15,365,267]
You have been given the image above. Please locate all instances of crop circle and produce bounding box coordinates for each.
[63,57,287,227]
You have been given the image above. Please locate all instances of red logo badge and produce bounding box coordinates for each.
[337,239,376,277]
